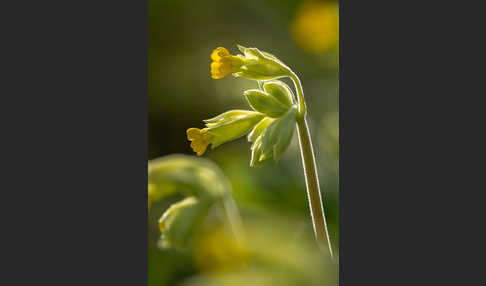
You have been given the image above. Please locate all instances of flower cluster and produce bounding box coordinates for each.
[188,45,299,166]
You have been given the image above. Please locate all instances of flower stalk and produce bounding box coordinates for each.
[291,72,333,257]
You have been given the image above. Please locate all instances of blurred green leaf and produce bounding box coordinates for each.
[148,154,242,252]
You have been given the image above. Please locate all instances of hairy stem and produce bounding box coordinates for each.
[291,73,333,258]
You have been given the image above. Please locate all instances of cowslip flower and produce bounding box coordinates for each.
[210,45,292,81]
[187,110,265,156]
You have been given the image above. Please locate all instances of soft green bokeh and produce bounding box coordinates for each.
[149,0,338,285]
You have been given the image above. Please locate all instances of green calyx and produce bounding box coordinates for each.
[232,45,292,81]
[262,81,294,107]
[249,106,297,165]
[244,89,289,118]
[243,80,295,119]
[204,110,265,148]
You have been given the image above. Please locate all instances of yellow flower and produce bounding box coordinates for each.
[187,128,212,156]
[210,46,291,80]
[187,110,265,156]
[210,47,244,79]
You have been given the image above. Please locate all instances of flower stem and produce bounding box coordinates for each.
[291,73,333,258]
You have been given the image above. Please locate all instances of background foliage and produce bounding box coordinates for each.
[149,0,338,285]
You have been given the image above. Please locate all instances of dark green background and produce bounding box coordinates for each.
[149,0,338,284]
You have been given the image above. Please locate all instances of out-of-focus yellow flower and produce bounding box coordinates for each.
[187,128,213,156]
[292,1,339,53]
[210,47,245,79]
[194,227,248,272]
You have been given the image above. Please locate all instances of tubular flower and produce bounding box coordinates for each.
[210,47,244,79]
[210,45,292,80]
[187,110,265,156]
[187,128,213,156]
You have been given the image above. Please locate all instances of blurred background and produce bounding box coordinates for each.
[149,0,338,285]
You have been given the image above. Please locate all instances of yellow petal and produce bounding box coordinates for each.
[187,128,203,140]
[210,58,233,79]
[186,128,210,156]
[211,47,230,61]
[210,62,224,79]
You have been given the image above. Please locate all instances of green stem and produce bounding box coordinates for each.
[291,73,333,258]
[290,73,307,118]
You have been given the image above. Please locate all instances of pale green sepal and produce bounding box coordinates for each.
[206,111,264,148]
[248,117,275,142]
[263,81,294,107]
[260,118,280,157]
[244,89,289,118]
[260,106,297,161]
[249,136,263,167]
[203,110,258,125]
[233,45,292,81]
[273,112,297,161]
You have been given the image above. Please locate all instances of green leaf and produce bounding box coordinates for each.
[148,155,229,202]
[158,197,211,250]
[148,155,237,251]
[159,196,198,233]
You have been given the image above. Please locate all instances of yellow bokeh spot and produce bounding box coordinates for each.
[292,1,339,53]
[194,227,248,272]
[187,128,211,156]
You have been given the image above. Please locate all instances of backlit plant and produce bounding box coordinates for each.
[187,45,334,257]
